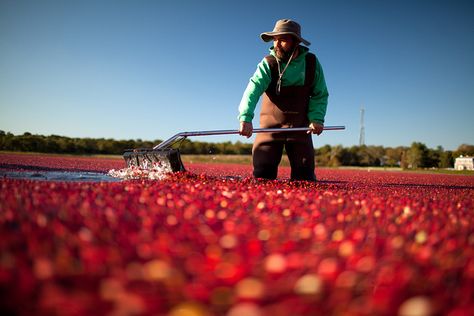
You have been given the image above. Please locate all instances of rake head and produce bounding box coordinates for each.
[123,148,185,172]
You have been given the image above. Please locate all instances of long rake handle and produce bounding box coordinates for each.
[154,125,345,150]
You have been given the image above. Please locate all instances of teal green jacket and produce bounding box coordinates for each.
[238,46,329,124]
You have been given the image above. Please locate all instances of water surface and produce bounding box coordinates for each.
[0,170,121,182]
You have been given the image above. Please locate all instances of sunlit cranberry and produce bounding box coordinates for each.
[1,153,473,315]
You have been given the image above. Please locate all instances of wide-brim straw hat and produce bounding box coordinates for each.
[260,19,311,46]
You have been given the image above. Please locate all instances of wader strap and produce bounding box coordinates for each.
[304,53,316,89]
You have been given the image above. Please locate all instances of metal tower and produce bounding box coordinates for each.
[359,106,365,146]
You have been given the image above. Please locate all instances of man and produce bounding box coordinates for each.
[238,19,329,181]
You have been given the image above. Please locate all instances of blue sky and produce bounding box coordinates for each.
[1,0,473,150]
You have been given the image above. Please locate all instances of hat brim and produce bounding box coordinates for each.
[260,32,311,46]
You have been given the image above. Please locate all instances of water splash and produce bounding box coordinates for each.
[108,161,173,180]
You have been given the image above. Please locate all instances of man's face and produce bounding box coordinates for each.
[273,35,297,61]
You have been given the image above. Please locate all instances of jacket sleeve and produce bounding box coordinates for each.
[307,57,329,124]
[238,58,272,123]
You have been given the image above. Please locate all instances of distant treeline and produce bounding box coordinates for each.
[0,131,253,155]
[1,130,473,168]
[315,143,473,169]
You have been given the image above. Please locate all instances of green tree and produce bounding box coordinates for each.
[384,147,405,167]
[315,144,332,166]
[407,142,429,169]
[328,145,343,167]
[439,150,454,168]
[358,145,385,166]
[341,146,360,166]
[426,146,443,168]
[234,141,252,155]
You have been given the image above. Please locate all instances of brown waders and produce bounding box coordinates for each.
[253,52,317,181]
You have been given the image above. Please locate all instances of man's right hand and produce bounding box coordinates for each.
[239,121,253,138]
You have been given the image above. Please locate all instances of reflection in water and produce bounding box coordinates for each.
[0,170,121,182]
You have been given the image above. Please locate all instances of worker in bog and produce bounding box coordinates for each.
[238,19,329,181]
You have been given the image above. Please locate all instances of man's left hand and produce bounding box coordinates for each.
[308,122,324,135]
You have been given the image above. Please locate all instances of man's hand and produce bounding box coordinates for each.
[239,121,253,138]
[308,122,324,135]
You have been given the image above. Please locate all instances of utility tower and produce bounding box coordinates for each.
[359,106,365,146]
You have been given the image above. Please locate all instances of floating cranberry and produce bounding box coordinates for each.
[1,153,473,315]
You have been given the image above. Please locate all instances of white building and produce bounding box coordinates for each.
[454,156,474,170]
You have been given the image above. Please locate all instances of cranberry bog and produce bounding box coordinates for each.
[1,153,473,316]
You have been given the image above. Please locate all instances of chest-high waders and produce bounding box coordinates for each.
[252,52,317,181]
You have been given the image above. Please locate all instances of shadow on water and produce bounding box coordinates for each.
[0,164,120,182]
[0,163,95,173]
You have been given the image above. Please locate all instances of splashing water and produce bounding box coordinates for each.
[108,161,173,180]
